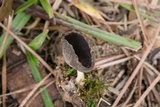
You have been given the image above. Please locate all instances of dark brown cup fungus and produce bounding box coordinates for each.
[61,31,94,85]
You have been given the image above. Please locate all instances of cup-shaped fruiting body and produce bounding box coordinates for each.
[61,31,94,73]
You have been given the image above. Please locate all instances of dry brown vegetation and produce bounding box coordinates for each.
[0,0,160,107]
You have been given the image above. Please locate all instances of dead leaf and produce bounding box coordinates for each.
[0,0,12,21]
[70,0,104,21]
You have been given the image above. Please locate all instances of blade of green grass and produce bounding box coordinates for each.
[26,31,54,107]
[0,35,13,58]
[29,30,48,50]
[39,0,53,18]
[26,52,54,107]
[27,52,42,81]
[12,1,141,51]
[12,12,31,31]
[0,12,31,59]
[15,0,37,14]
[55,13,141,51]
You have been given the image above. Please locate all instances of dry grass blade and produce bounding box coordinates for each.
[95,54,125,66]
[135,55,160,76]
[97,98,111,107]
[52,0,62,11]
[138,66,143,98]
[121,80,137,107]
[97,56,133,69]
[2,16,12,107]
[112,70,125,86]
[146,73,160,105]
[106,19,138,25]
[2,54,7,107]
[133,0,149,43]
[25,18,41,30]
[133,24,160,107]
[108,0,132,4]
[134,72,160,106]
[111,25,160,107]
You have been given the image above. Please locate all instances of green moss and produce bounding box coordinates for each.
[64,66,77,77]
[80,76,105,107]
[64,67,105,107]
[86,100,96,107]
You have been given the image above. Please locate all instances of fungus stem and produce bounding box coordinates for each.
[76,71,85,86]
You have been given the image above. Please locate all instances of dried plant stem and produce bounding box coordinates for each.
[2,54,7,107]
[2,16,12,107]
[111,24,160,107]
[25,18,41,29]
[106,19,138,25]
[112,70,125,86]
[146,74,160,105]
[121,80,137,107]
[135,55,160,76]
[134,72,160,107]
[138,66,143,98]
[95,54,125,66]
[97,56,133,69]
[133,0,149,43]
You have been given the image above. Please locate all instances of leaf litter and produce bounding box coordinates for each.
[1,0,160,107]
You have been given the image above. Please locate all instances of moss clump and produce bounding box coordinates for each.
[79,77,105,107]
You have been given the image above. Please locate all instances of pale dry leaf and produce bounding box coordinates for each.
[70,0,105,21]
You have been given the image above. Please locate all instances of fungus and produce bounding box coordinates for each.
[61,31,94,85]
